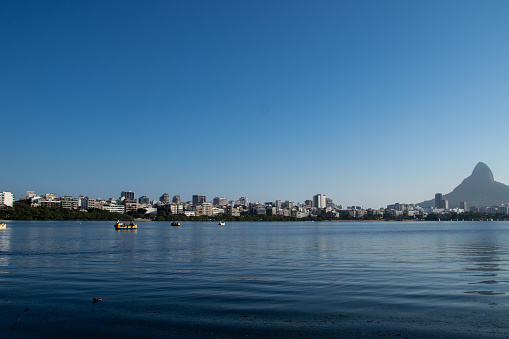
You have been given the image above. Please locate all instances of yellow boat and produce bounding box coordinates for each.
[0,223,6,229]
[114,221,137,230]
[171,221,180,226]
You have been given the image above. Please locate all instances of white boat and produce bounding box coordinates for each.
[218,221,225,226]
[0,223,6,229]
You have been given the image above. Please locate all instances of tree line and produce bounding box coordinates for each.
[2,200,508,222]
[0,200,133,221]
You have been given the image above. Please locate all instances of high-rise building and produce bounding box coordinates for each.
[121,191,135,200]
[459,201,467,211]
[313,194,326,209]
[139,196,150,205]
[213,197,227,206]
[239,197,249,206]
[160,193,170,203]
[172,195,181,204]
[0,192,15,207]
[498,206,509,214]
[442,200,449,209]
[192,194,206,205]
[83,198,96,210]
[435,193,443,208]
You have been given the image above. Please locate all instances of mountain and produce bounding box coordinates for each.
[418,162,509,208]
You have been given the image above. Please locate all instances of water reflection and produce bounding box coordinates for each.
[0,224,11,272]
[2,220,509,338]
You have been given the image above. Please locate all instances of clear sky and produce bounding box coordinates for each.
[2,0,509,208]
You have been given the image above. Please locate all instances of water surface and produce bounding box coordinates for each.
[1,220,508,338]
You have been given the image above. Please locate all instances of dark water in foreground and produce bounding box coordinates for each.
[1,220,509,338]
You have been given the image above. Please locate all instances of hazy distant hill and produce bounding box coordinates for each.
[418,162,509,208]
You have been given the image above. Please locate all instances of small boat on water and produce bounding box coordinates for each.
[218,221,225,226]
[171,221,180,226]
[0,223,6,229]
[114,221,137,230]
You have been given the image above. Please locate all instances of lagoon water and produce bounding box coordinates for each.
[1,220,509,338]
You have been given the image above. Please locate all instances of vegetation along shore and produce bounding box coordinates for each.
[1,199,509,222]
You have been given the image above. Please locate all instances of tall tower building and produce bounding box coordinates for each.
[313,194,326,209]
[172,195,181,204]
[192,194,206,205]
[442,200,449,209]
[435,193,443,208]
[160,193,170,203]
[459,201,467,211]
[139,196,150,205]
[213,197,227,206]
[121,191,135,200]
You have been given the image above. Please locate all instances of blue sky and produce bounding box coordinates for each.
[2,0,509,208]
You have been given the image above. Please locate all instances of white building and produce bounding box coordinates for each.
[45,193,58,200]
[83,198,96,210]
[102,204,125,214]
[313,194,326,209]
[26,191,37,200]
[196,202,213,216]
[213,207,225,216]
[0,192,14,207]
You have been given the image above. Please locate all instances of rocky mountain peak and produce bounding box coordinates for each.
[471,162,494,184]
[466,162,495,186]
[418,162,508,208]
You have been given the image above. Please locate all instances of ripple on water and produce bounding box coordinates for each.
[1,220,509,338]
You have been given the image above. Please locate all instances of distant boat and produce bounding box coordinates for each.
[218,221,225,226]
[171,221,180,226]
[114,221,137,230]
[0,223,6,229]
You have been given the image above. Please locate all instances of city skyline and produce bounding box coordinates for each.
[9,188,509,220]
[5,159,509,210]
[3,1,509,208]
[7,161,509,211]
